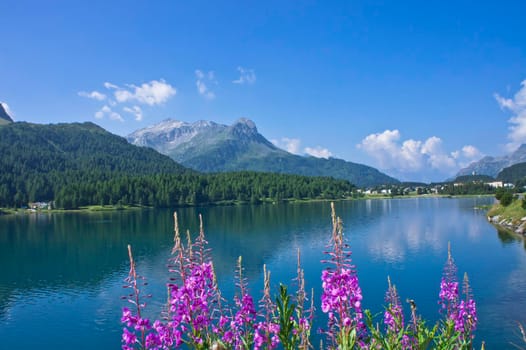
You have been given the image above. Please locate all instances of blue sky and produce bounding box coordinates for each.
[1,0,525,182]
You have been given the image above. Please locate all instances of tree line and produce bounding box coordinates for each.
[0,171,356,209]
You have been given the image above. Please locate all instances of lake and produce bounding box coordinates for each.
[1,197,525,349]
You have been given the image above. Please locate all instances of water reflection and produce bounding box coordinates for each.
[496,227,526,250]
[360,198,494,263]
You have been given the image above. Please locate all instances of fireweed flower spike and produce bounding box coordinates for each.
[255,265,280,350]
[456,273,477,338]
[437,244,477,348]
[439,243,459,319]
[383,276,404,334]
[320,203,364,348]
[295,249,314,350]
[165,213,224,349]
[231,256,257,349]
[121,245,152,349]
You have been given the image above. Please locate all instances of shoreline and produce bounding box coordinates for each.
[487,214,526,236]
[0,194,495,216]
[486,199,526,237]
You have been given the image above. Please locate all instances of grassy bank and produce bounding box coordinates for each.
[487,199,526,226]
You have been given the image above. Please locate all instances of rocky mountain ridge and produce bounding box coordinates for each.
[456,144,526,178]
[127,118,399,187]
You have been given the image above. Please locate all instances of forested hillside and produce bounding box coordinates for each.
[0,122,188,207]
[0,122,356,208]
[496,162,526,183]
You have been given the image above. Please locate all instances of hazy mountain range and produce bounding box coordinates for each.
[127,118,399,187]
[456,144,526,178]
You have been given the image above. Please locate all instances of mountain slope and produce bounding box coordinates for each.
[496,162,526,183]
[0,121,188,174]
[128,118,399,187]
[0,104,13,125]
[0,121,189,206]
[456,144,526,178]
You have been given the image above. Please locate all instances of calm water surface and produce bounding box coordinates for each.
[1,197,525,349]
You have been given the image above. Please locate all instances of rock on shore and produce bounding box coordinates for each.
[488,214,526,235]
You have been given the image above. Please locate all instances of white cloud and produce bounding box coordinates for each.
[123,106,143,121]
[495,79,526,151]
[358,129,482,176]
[110,111,124,122]
[421,136,442,155]
[233,66,256,85]
[459,145,482,159]
[421,137,457,169]
[94,105,123,122]
[110,79,176,106]
[195,70,216,100]
[103,82,119,90]
[82,79,176,123]
[94,105,110,119]
[358,130,422,171]
[305,146,333,159]
[78,90,106,101]
[271,137,332,158]
[271,137,302,154]
[1,102,14,119]
[451,145,483,169]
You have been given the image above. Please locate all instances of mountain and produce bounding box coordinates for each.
[0,104,13,125]
[127,118,399,187]
[496,162,526,183]
[456,144,526,178]
[0,121,188,175]
[128,118,281,167]
[0,121,189,206]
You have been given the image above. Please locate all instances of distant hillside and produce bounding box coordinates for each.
[0,104,13,125]
[496,162,526,183]
[454,175,495,183]
[456,144,526,178]
[0,121,189,206]
[128,118,399,187]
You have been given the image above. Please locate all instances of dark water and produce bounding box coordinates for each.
[0,197,525,349]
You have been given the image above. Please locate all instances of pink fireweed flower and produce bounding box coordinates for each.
[230,256,257,349]
[122,328,138,346]
[439,243,460,318]
[320,203,365,346]
[455,299,477,333]
[144,333,161,349]
[383,278,404,334]
[121,307,138,328]
[438,278,459,315]
[321,268,364,326]
[254,321,281,350]
[167,261,217,344]
[152,320,176,347]
[134,317,151,332]
[299,317,310,330]
[456,273,478,340]
[438,245,478,345]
